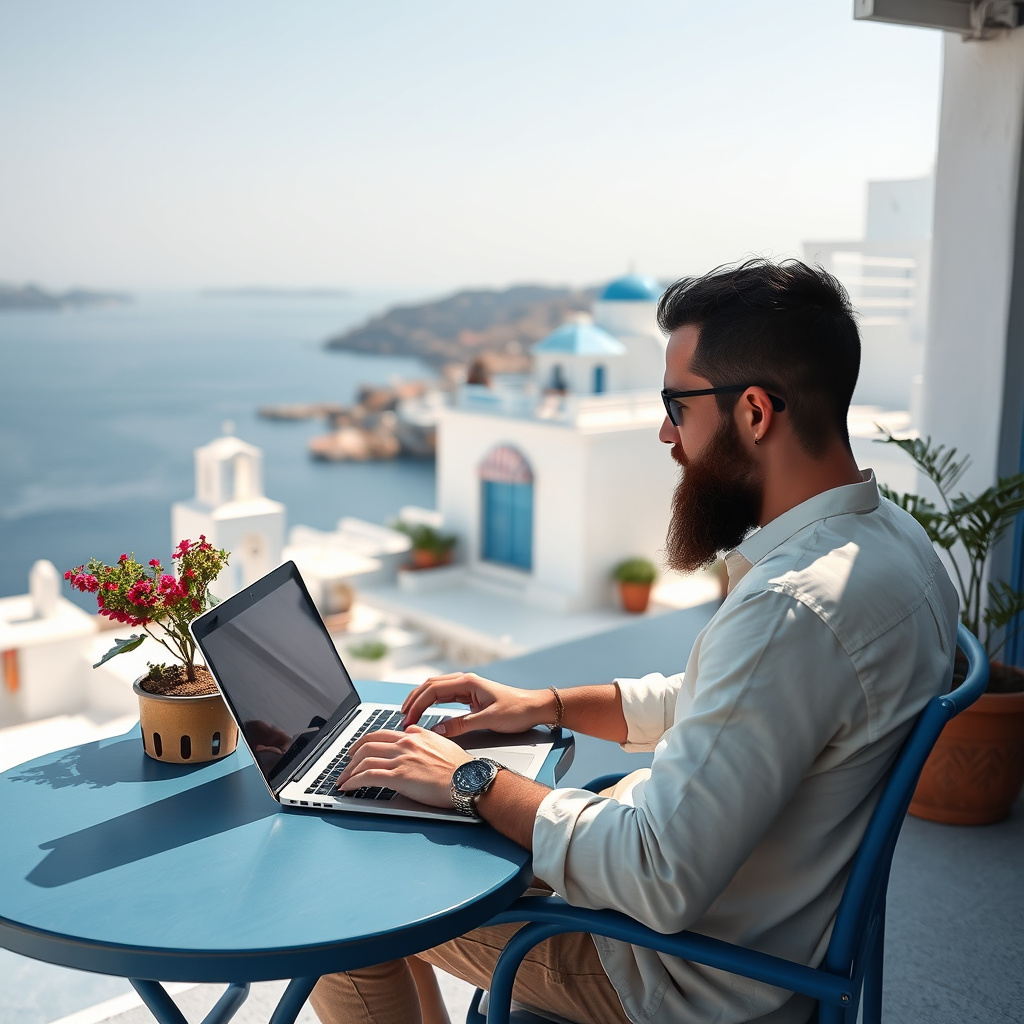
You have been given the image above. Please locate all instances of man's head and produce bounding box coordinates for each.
[657,258,860,572]
[659,258,860,456]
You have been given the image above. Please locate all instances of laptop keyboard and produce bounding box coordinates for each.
[305,708,444,800]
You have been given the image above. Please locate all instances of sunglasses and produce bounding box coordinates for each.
[661,385,787,427]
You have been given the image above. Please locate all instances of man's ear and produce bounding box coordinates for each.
[740,388,775,445]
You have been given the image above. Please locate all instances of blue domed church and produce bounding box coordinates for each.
[436,275,677,613]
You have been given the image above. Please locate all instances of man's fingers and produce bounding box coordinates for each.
[402,678,486,726]
[336,741,399,787]
[401,673,471,715]
[342,731,402,771]
[432,711,485,738]
[336,757,395,791]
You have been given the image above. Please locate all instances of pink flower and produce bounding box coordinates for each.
[127,580,158,608]
[149,559,161,568]
[119,554,128,563]
[191,599,201,611]
[100,607,146,626]
[103,581,119,591]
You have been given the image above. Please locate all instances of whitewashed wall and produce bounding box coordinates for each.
[921,29,1024,491]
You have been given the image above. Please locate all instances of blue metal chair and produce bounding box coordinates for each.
[468,623,988,1024]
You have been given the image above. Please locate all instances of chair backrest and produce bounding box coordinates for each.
[823,623,988,978]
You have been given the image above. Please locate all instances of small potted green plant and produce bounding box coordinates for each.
[879,430,1024,823]
[394,520,458,570]
[345,639,390,680]
[612,557,658,614]
[66,537,237,764]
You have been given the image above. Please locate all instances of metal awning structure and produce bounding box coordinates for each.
[854,0,1022,38]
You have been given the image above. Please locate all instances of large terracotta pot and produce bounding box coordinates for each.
[619,582,653,614]
[909,675,1024,825]
[134,677,239,765]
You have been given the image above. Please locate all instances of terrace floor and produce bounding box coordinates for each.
[3,604,1022,1024]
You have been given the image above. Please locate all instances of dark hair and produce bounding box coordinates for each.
[657,258,860,456]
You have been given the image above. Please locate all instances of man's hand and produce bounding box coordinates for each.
[401,672,553,739]
[336,725,474,808]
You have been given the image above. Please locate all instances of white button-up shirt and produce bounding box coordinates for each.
[532,471,958,1024]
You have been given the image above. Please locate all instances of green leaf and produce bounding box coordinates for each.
[208,592,221,607]
[984,580,1024,634]
[92,633,146,668]
[875,428,971,499]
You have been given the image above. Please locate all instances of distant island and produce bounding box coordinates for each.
[0,283,132,311]
[324,284,598,368]
[202,287,350,299]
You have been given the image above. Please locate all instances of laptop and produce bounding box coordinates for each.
[189,560,557,822]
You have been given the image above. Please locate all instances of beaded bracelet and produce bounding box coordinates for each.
[547,685,564,731]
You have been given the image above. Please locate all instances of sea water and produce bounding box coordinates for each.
[0,289,439,606]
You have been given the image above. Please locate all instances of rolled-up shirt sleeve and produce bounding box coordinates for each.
[532,590,859,933]
[615,671,686,751]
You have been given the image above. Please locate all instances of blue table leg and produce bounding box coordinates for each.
[130,980,250,1024]
[129,976,318,1024]
[269,976,320,1024]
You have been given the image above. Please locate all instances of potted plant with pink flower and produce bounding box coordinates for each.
[66,536,238,764]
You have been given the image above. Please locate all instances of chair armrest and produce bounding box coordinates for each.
[581,773,626,793]
[482,896,853,1024]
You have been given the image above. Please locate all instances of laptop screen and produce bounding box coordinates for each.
[191,563,360,791]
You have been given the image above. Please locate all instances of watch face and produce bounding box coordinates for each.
[453,759,496,794]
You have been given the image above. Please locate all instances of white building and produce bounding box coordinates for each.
[437,275,677,613]
[804,175,933,415]
[0,561,97,722]
[171,430,286,601]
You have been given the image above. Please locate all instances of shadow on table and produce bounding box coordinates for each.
[311,806,527,858]
[27,764,277,888]
[9,737,209,790]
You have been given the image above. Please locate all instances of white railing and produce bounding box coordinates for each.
[456,384,663,430]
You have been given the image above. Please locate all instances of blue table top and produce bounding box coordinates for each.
[0,682,573,983]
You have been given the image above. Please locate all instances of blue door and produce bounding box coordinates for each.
[593,364,606,394]
[482,481,533,570]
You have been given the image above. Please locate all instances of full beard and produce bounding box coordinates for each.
[665,418,763,574]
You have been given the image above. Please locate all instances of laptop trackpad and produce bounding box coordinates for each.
[477,749,538,774]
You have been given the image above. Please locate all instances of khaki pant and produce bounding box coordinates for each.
[309,920,631,1024]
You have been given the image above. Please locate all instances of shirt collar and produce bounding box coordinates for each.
[725,469,880,588]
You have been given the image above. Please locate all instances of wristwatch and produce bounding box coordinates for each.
[450,758,504,816]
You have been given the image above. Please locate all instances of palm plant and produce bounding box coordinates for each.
[878,430,1024,674]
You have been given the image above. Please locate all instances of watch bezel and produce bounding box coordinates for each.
[452,758,500,796]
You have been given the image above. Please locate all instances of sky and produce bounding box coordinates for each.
[0,0,943,293]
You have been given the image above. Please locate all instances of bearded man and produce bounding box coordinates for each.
[310,259,959,1024]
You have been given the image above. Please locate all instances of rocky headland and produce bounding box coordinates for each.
[324,283,597,370]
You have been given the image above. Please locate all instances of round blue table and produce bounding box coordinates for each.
[0,682,573,1024]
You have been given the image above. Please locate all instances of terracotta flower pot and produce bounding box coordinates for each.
[410,548,452,570]
[909,676,1024,825]
[619,581,653,614]
[134,677,239,765]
